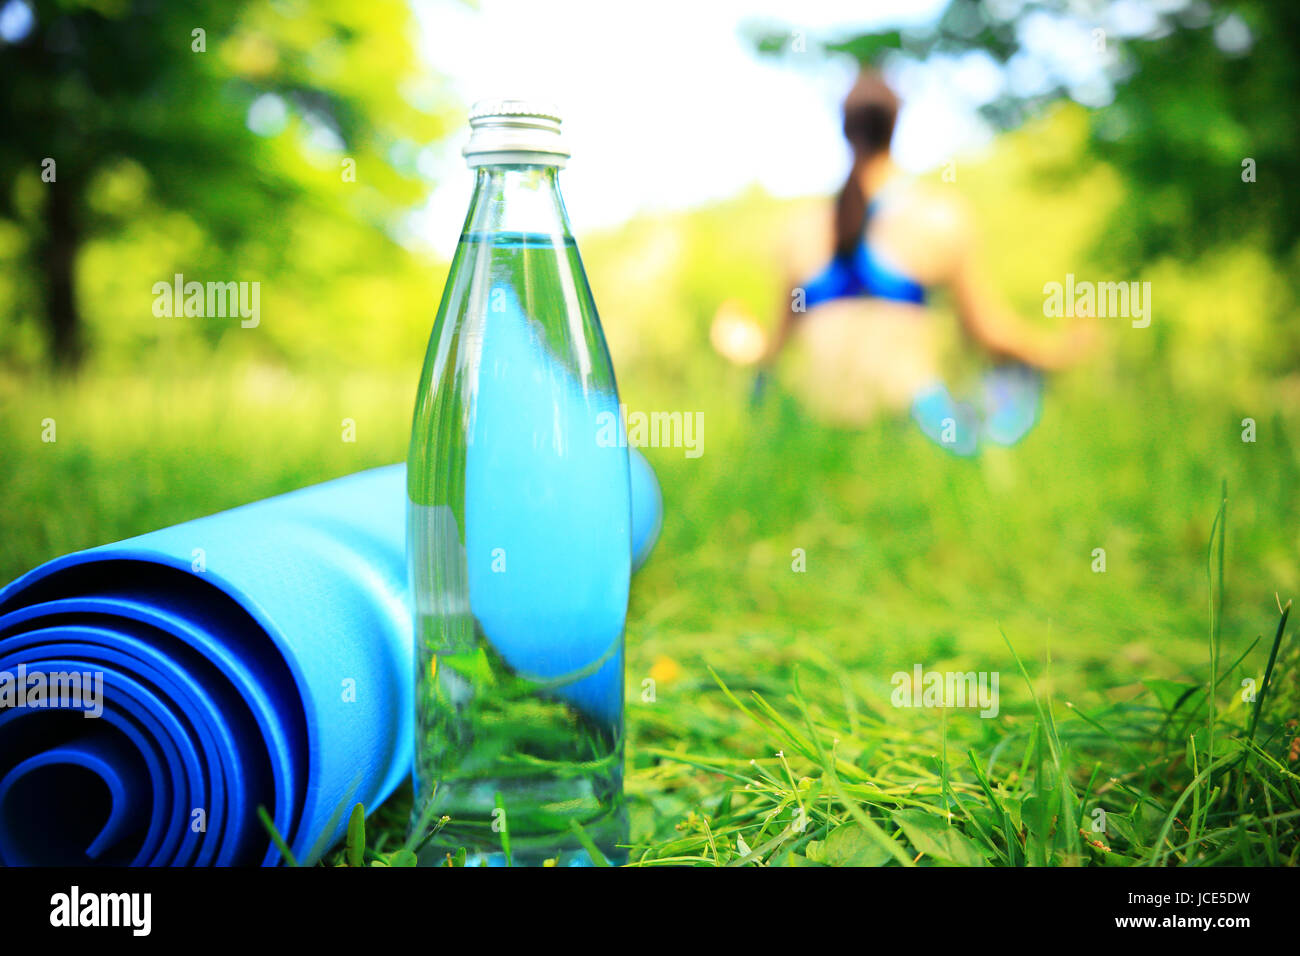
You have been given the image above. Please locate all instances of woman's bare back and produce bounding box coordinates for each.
[774,181,972,422]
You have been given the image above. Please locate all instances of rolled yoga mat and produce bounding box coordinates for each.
[0,455,662,866]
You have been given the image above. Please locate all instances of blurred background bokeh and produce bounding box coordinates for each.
[2,0,1298,854]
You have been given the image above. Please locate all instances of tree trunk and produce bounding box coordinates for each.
[41,181,83,371]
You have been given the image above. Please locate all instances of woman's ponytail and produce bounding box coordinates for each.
[833,157,869,259]
[833,70,900,258]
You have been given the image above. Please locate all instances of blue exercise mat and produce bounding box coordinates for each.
[0,455,662,866]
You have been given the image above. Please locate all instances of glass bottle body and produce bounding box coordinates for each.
[407,165,630,865]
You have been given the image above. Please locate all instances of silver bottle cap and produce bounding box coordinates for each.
[462,99,569,168]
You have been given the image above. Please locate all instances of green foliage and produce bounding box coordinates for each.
[752,0,1300,365]
[0,0,450,368]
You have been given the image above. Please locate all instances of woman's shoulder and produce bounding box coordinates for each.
[870,179,975,283]
[877,178,973,237]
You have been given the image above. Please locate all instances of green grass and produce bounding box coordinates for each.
[612,370,1300,867]
[6,350,1294,867]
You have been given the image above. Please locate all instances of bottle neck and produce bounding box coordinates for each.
[465,165,573,241]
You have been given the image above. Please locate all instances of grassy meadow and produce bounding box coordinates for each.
[2,108,1298,866]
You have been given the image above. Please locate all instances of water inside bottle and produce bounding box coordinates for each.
[409,228,630,866]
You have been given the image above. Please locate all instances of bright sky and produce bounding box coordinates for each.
[409,0,972,255]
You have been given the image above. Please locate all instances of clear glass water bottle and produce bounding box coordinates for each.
[407,100,631,866]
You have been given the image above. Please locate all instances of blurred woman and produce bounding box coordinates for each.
[713,70,1093,453]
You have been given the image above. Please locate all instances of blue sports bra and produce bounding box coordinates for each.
[800,184,927,308]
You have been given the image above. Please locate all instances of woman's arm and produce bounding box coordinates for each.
[947,229,1095,371]
[760,275,803,365]
[760,204,836,366]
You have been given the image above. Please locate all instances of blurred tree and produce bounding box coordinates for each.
[753,0,1298,267]
[0,0,447,370]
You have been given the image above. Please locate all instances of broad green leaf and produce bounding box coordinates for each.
[1142,678,1201,714]
[805,824,892,867]
[892,809,989,866]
